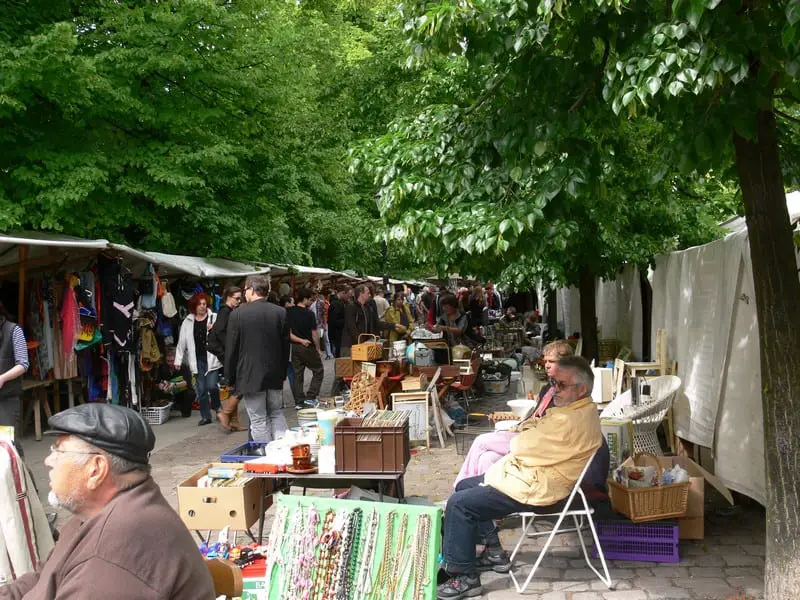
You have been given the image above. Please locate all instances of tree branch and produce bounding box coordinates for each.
[775,108,800,126]
[569,38,610,113]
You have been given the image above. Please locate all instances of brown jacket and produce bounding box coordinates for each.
[0,478,214,600]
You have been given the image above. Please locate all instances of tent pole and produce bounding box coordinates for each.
[18,245,28,326]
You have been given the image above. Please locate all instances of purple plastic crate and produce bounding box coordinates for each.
[592,520,679,563]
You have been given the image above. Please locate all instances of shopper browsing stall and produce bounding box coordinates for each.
[225,275,290,443]
[340,284,376,357]
[174,293,221,427]
[383,292,415,342]
[287,288,324,410]
[432,294,470,347]
[0,302,29,431]
[206,286,246,432]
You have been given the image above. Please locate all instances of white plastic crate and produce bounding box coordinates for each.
[140,403,172,425]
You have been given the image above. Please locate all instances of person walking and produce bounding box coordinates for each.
[174,293,221,426]
[207,286,246,432]
[287,288,325,409]
[225,275,290,443]
[0,302,28,433]
[327,288,348,358]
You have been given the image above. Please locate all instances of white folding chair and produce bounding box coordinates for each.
[508,451,613,593]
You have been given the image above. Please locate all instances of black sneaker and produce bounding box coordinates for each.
[436,572,482,599]
[475,547,511,573]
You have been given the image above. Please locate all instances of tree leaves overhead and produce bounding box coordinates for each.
[0,0,400,272]
[353,0,739,290]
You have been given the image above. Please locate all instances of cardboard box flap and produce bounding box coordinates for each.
[685,458,734,505]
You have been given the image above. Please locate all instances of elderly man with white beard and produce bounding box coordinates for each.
[0,404,214,600]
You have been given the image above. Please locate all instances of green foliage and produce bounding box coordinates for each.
[0,0,409,274]
[353,0,738,290]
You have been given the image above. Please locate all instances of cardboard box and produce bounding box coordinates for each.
[601,418,634,471]
[615,455,732,539]
[241,559,267,600]
[177,463,271,531]
[591,367,613,404]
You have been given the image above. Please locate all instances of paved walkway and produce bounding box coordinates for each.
[18,358,765,599]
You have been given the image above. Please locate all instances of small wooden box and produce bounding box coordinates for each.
[401,374,428,391]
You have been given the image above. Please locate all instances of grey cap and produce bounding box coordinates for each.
[45,403,155,465]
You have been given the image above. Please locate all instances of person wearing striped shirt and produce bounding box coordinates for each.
[0,303,29,431]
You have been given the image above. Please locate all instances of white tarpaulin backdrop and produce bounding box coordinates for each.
[555,265,644,361]
[650,192,800,505]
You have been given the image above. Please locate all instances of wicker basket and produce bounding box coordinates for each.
[608,453,690,523]
[351,334,383,361]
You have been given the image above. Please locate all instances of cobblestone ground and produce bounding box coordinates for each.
[19,359,765,599]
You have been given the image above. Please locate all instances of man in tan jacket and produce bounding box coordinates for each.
[437,356,603,600]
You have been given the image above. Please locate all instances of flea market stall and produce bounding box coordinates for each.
[649,192,800,505]
[0,232,270,437]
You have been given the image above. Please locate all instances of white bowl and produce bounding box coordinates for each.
[507,399,536,418]
[495,420,520,431]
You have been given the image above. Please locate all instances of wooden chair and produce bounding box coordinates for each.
[623,328,668,378]
[205,558,243,599]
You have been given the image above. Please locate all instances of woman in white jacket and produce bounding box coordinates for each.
[174,293,222,426]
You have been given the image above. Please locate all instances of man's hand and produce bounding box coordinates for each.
[303,339,312,347]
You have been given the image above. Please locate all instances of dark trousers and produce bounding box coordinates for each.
[291,343,324,405]
[329,327,343,358]
[443,475,534,574]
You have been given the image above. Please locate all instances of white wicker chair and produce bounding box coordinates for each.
[600,376,681,456]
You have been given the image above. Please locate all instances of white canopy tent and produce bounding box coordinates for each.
[650,192,800,504]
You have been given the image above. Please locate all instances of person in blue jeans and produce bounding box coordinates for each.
[438,357,607,599]
[174,293,222,426]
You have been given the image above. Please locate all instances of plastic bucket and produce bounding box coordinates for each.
[317,410,339,446]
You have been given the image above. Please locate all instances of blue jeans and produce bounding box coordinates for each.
[195,362,221,421]
[443,475,533,574]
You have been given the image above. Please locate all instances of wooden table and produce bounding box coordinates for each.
[251,470,406,543]
[21,378,84,440]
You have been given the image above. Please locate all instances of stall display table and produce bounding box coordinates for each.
[21,378,84,440]
[251,470,406,543]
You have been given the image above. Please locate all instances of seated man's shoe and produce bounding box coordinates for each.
[436,572,482,599]
[475,547,511,573]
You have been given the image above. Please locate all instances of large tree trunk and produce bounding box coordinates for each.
[733,108,800,599]
[546,287,558,336]
[639,268,653,362]
[578,265,598,362]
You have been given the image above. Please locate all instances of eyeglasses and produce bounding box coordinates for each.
[50,445,103,457]
[232,296,243,303]
[554,380,580,391]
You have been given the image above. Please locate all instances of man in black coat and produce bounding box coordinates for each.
[327,288,348,358]
[340,284,375,357]
[225,275,290,443]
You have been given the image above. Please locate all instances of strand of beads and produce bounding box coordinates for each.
[278,506,304,597]
[263,503,289,596]
[345,506,364,598]
[310,510,337,600]
[353,508,380,599]
[285,504,319,600]
[385,512,409,599]
[335,508,361,600]
[371,510,396,599]
[412,514,432,600]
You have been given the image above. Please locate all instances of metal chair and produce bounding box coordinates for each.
[508,450,613,593]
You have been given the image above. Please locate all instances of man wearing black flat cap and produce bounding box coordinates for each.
[0,403,214,600]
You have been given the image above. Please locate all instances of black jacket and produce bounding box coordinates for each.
[328,296,346,331]
[225,299,290,393]
[341,301,374,349]
[206,304,232,361]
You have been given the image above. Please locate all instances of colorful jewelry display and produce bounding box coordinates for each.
[265,503,433,600]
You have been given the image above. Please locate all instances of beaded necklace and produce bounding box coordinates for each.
[310,509,337,600]
[333,508,361,600]
[372,510,397,599]
[263,504,289,596]
[284,504,319,600]
[386,512,409,598]
[353,508,380,599]
[411,514,432,600]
